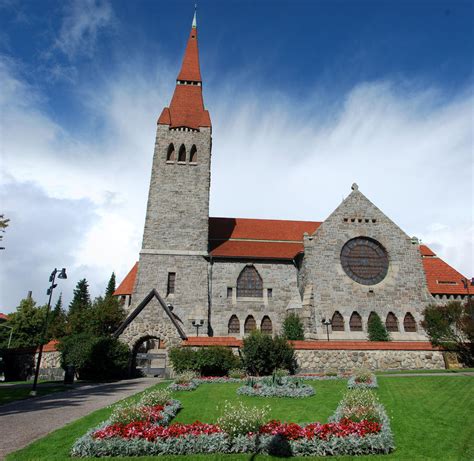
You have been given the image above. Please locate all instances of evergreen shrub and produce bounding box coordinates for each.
[282,312,305,340]
[367,313,391,341]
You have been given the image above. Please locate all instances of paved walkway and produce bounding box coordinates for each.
[0,377,158,460]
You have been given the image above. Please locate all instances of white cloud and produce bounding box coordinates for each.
[0,52,472,312]
[54,0,115,59]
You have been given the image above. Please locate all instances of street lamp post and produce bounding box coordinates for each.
[322,318,332,342]
[192,319,204,337]
[31,268,67,396]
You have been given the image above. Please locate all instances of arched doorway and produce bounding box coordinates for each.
[131,335,167,377]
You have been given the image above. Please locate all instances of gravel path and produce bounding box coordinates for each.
[0,377,158,460]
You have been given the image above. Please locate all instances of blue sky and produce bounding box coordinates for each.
[1,0,473,311]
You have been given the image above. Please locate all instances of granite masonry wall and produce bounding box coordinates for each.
[295,349,445,371]
[300,186,433,341]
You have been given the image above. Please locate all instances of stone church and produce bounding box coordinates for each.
[114,13,471,352]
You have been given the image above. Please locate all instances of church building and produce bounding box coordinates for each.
[114,13,471,351]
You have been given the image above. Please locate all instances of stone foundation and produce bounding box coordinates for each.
[295,349,445,371]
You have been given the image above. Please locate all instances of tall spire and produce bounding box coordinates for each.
[192,4,197,29]
[157,9,211,130]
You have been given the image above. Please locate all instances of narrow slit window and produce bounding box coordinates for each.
[166,143,175,161]
[178,144,186,162]
[167,272,176,295]
[227,287,232,298]
[189,145,197,163]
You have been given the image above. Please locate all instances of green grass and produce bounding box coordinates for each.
[0,384,69,405]
[7,376,474,461]
[376,368,474,375]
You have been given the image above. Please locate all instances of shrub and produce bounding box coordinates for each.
[367,312,391,341]
[140,389,171,407]
[195,347,241,376]
[168,347,198,373]
[228,368,247,379]
[59,334,130,381]
[282,312,305,340]
[216,401,269,437]
[242,331,296,376]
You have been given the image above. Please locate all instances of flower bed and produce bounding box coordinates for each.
[168,381,199,392]
[72,386,394,458]
[237,381,315,398]
[347,373,378,389]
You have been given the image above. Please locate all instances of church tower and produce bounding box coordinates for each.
[131,11,212,337]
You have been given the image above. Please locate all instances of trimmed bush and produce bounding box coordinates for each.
[59,334,129,381]
[283,312,305,340]
[242,331,296,376]
[168,347,197,374]
[367,313,391,342]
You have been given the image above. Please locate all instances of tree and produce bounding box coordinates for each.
[0,214,9,248]
[87,295,126,336]
[422,300,474,366]
[48,293,67,339]
[367,312,391,341]
[105,272,117,299]
[1,297,47,349]
[282,312,305,340]
[67,279,92,334]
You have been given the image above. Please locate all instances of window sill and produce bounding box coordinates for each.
[237,297,265,302]
[189,162,197,165]
[166,161,175,164]
[177,161,186,165]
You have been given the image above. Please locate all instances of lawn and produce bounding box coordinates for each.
[7,376,474,461]
[0,384,69,405]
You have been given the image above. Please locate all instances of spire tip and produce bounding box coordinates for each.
[192,4,197,28]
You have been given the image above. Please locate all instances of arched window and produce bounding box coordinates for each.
[261,316,272,335]
[386,312,399,332]
[178,144,186,162]
[228,315,240,334]
[244,315,256,334]
[237,266,263,298]
[403,313,417,332]
[189,144,197,163]
[166,143,175,161]
[349,311,363,331]
[331,311,344,331]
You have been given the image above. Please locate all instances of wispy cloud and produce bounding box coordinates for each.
[1,52,472,311]
[54,0,115,59]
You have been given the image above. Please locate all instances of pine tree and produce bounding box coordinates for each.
[282,312,305,340]
[67,279,92,334]
[48,293,67,339]
[105,273,116,299]
[367,312,391,341]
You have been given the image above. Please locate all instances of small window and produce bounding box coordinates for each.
[178,144,186,162]
[237,266,263,298]
[227,287,232,298]
[403,313,417,332]
[349,312,363,331]
[261,316,272,335]
[167,272,176,295]
[190,145,197,163]
[228,315,239,334]
[244,315,256,334]
[267,288,273,298]
[331,311,344,331]
[166,143,175,161]
[386,312,399,332]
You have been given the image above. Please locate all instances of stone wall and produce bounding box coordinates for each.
[295,349,445,371]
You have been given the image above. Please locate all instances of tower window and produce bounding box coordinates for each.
[190,145,197,163]
[403,313,417,332]
[267,288,273,298]
[331,311,344,331]
[386,312,399,332]
[237,266,263,298]
[167,272,176,295]
[349,311,363,331]
[261,316,272,335]
[228,315,240,334]
[244,315,256,334]
[166,143,175,161]
[178,144,186,162]
[227,287,232,298]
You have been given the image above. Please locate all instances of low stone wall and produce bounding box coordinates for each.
[295,349,445,371]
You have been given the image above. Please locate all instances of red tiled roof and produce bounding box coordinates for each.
[420,246,470,295]
[114,262,138,296]
[0,313,9,321]
[37,340,59,353]
[157,24,211,130]
[177,26,201,82]
[183,337,440,350]
[209,217,321,260]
